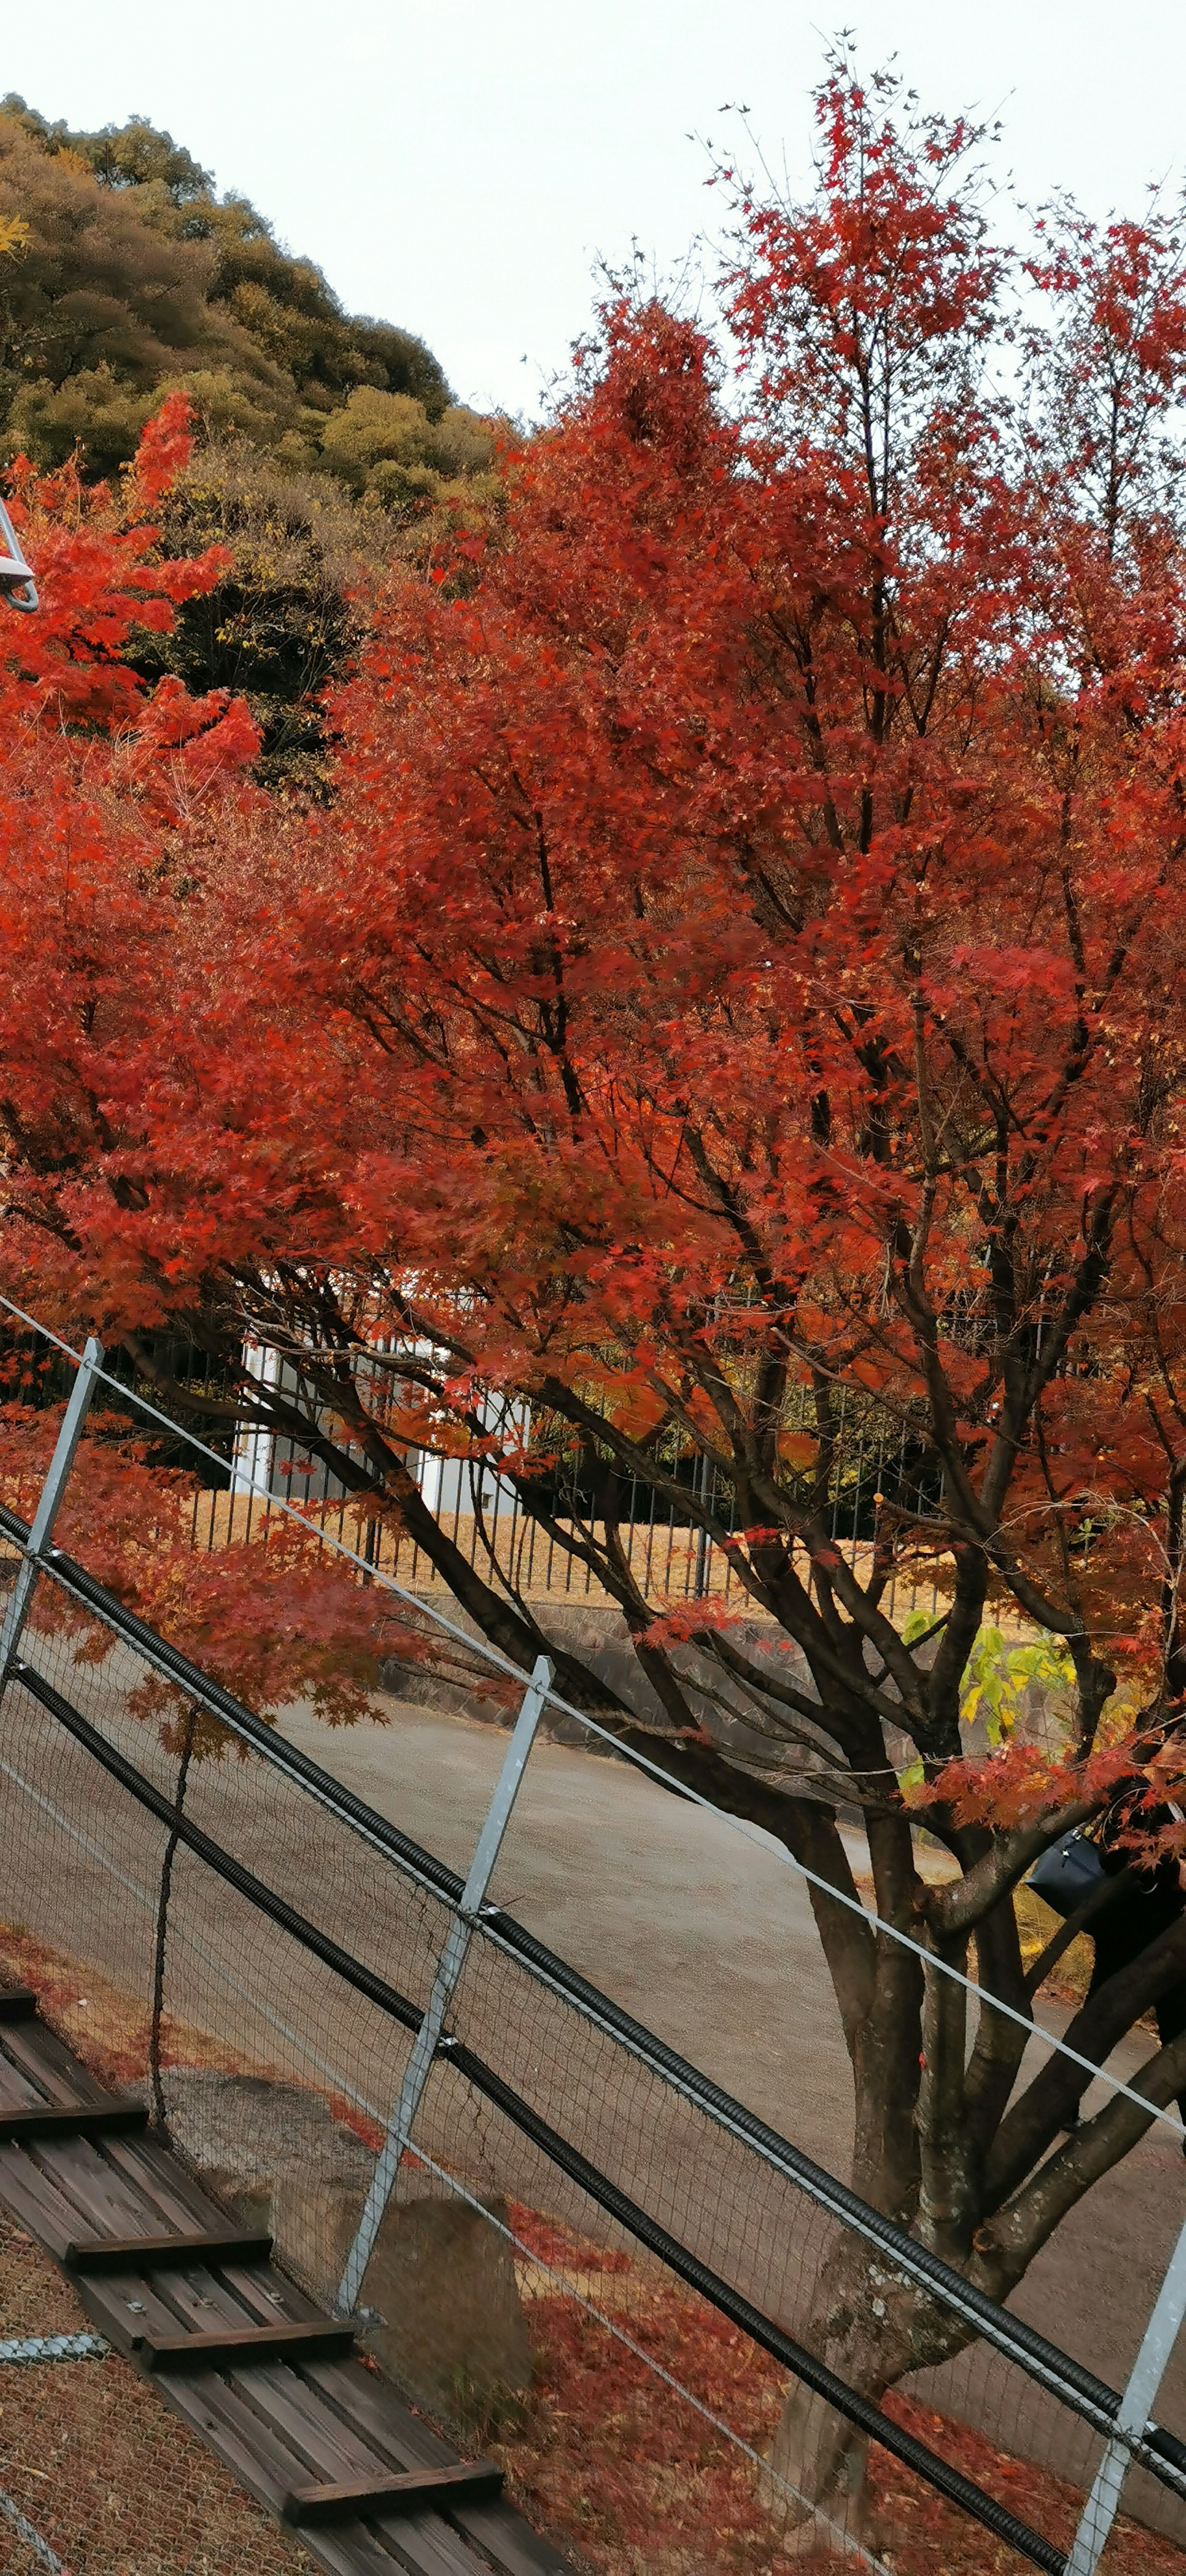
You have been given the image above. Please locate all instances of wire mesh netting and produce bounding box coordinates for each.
[0,1557,1180,2574]
[0,2199,317,2575]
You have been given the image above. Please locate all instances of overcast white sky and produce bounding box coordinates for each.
[3,3,1179,416]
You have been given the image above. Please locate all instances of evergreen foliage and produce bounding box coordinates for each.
[0,102,459,476]
[0,102,506,785]
[135,441,380,794]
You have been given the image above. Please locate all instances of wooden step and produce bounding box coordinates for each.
[0,2101,148,2142]
[0,1969,571,2568]
[0,1990,39,2022]
[284,2462,505,2526]
[134,2319,356,2374]
[66,2229,274,2275]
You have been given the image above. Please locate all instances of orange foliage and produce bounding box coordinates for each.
[499,2205,1179,2575]
[0,1400,426,1732]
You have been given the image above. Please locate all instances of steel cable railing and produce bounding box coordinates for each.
[9,1510,1186,2504]
[7,1653,1074,2575]
[2,1299,1185,2569]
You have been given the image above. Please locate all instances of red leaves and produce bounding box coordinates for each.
[912,1738,1135,1830]
[124,387,195,508]
[1023,202,1186,535]
[497,2205,1182,2574]
[8,75,1186,1836]
[1,414,232,732]
[0,398,272,1349]
[640,1602,746,1649]
[0,1405,417,1732]
[120,675,262,819]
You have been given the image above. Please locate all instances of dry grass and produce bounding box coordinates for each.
[1011,1884,1095,2006]
[0,1923,257,2093]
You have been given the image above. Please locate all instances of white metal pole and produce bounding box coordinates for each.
[1066,2211,1186,2576]
[0,1337,104,1679]
[337,1651,554,2313]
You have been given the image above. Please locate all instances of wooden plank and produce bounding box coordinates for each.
[0,2141,111,2254]
[152,2261,280,2341]
[137,2320,356,2373]
[0,1990,38,2021]
[283,2532,397,2576]
[226,2369,496,2574]
[36,2143,159,2225]
[221,2260,335,2327]
[33,2134,174,2242]
[286,2466,504,2527]
[66,2229,274,2273]
[229,2361,414,2494]
[161,2368,407,2576]
[75,2264,216,2357]
[150,2359,426,2576]
[368,2509,494,2576]
[0,2016,568,2573]
[0,2053,46,2112]
[292,2524,427,2576]
[148,2243,330,2340]
[450,2506,570,2576]
[105,2131,236,2229]
[162,2370,308,2517]
[104,2133,285,2269]
[0,2102,147,2142]
[2,2018,116,2102]
[302,2360,459,2473]
[301,2363,568,2575]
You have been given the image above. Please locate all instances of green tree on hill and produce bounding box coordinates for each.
[0,102,452,468]
[135,442,380,796]
[0,102,509,786]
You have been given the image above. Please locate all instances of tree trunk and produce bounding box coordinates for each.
[765,2230,977,2553]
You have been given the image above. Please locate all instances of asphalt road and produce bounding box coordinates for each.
[284,1694,857,2158]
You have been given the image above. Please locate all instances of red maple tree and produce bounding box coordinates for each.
[8,53,1186,2532]
[0,399,442,1725]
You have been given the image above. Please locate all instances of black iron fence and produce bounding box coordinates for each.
[178,1370,948,1624]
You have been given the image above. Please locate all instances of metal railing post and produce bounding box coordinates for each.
[0,1337,103,1679]
[337,1650,554,2313]
[1067,2211,1186,2576]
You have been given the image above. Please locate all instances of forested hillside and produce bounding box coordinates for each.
[0,103,504,786]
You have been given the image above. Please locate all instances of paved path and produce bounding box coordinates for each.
[280,1696,856,2164]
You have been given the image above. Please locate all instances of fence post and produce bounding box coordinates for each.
[0,1337,104,1680]
[1066,2210,1186,2576]
[337,1650,554,2314]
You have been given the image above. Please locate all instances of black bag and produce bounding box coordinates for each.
[1027,1829,1105,1919]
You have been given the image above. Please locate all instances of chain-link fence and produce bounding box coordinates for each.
[0,1321,1185,2573]
[0,1540,1179,2571]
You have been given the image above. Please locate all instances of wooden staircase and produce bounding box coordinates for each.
[0,1988,567,2575]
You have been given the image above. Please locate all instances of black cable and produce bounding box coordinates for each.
[14,1663,421,2040]
[447,2038,1069,2575]
[20,1516,1186,2488]
[13,1659,1067,2574]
